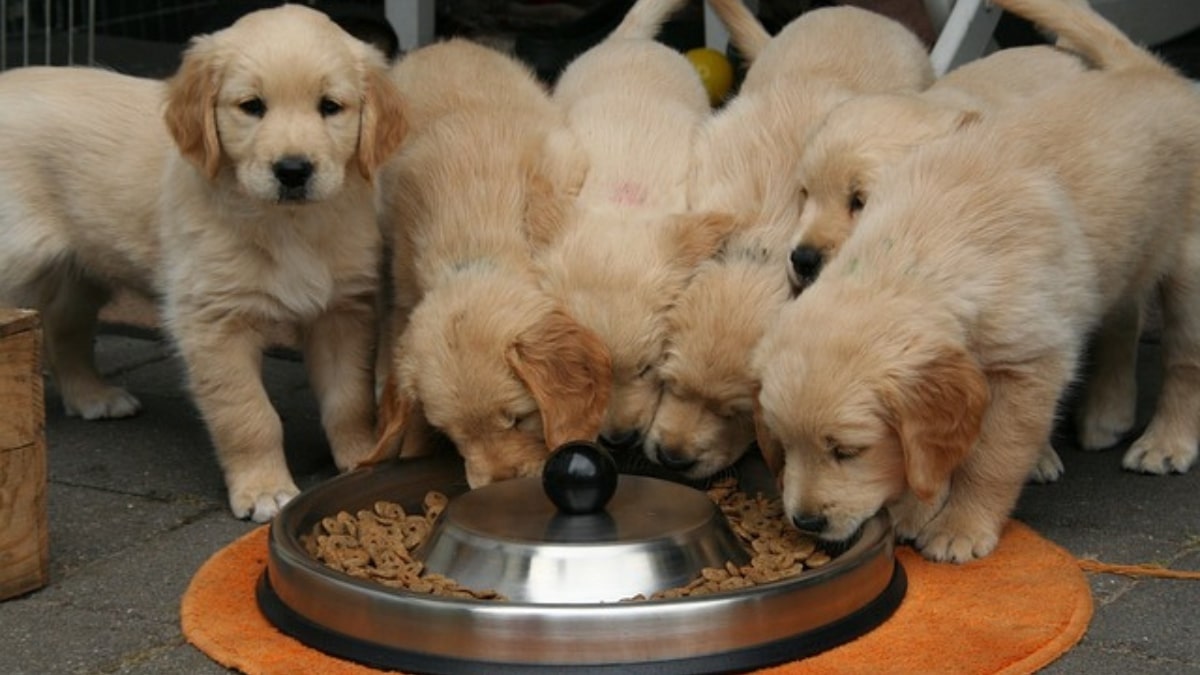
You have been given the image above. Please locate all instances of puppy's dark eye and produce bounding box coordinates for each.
[238,97,266,117]
[848,190,866,213]
[319,97,344,117]
[825,436,862,461]
[833,446,861,461]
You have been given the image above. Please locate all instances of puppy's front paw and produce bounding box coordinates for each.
[914,509,1001,563]
[63,385,142,420]
[1027,444,1064,484]
[888,492,945,542]
[1123,432,1198,474]
[228,482,300,523]
[330,433,377,473]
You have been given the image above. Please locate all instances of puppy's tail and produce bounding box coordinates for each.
[990,0,1171,75]
[610,0,690,41]
[706,0,771,62]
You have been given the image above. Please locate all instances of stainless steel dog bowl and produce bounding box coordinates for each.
[419,473,750,603]
[258,448,904,673]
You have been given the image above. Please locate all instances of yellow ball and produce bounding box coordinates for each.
[686,47,734,106]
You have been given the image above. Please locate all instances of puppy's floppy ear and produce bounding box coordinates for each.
[357,66,408,181]
[882,346,989,502]
[752,392,785,479]
[915,102,982,139]
[358,370,425,466]
[524,172,570,251]
[164,35,223,179]
[866,96,981,153]
[507,308,613,449]
[523,127,587,250]
[664,211,742,268]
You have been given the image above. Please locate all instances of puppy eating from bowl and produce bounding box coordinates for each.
[369,38,612,489]
[753,0,1200,562]
[783,44,1090,484]
[0,5,407,521]
[643,0,933,478]
[533,0,738,452]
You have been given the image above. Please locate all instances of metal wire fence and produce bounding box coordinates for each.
[2,1,383,73]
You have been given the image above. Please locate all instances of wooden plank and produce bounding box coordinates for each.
[0,308,50,600]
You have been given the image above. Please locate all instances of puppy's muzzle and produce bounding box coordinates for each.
[273,155,314,201]
[793,513,863,556]
[654,445,697,473]
[600,429,642,451]
[791,513,829,535]
[789,245,824,290]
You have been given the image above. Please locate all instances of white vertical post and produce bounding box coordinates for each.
[703,0,759,53]
[928,0,1002,76]
[385,0,436,53]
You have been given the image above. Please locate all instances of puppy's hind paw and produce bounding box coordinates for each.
[229,484,300,523]
[1075,384,1136,452]
[1077,414,1133,452]
[1122,437,1198,475]
[1027,444,1064,484]
[64,386,142,420]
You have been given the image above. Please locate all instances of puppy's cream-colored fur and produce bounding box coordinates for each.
[0,5,407,521]
[788,46,1087,287]
[754,0,1200,562]
[691,0,934,217]
[534,0,737,448]
[647,221,793,478]
[642,0,932,475]
[786,45,1088,483]
[370,39,611,489]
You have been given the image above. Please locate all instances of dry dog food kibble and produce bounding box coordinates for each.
[303,478,830,601]
[630,477,826,600]
[301,492,506,600]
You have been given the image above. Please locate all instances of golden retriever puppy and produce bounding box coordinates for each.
[533,0,738,450]
[0,5,407,521]
[784,45,1089,483]
[638,0,932,475]
[645,220,793,478]
[753,0,1200,563]
[369,38,611,489]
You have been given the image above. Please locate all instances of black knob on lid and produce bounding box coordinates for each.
[542,441,618,515]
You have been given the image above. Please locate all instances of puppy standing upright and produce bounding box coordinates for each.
[0,6,408,521]
[643,1,933,477]
[534,0,739,450]
[371,39,612,489]
[753,0,1200,562]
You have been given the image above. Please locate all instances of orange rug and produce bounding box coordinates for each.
[182,520,1092,674]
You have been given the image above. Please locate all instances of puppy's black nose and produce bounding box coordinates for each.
[655,446,697,472]
[600,429,641,450]
[789,245,824,286]
[273,156,314,190]
[792,513,828,534]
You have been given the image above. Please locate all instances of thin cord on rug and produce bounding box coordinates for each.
[1078,559,1200,580]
